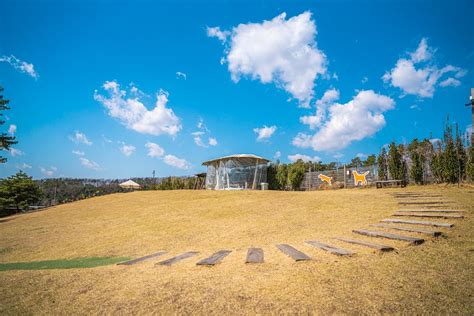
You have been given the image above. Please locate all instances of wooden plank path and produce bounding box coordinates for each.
[305,240,354,256]
[370,224,442,237]
[397,209,464,213]
[117,251,167,265]
[336,238,394,252]
[353,229,424,245]
[157,252,199,266]
[196,250,231,266]
[393,213,464,219]
[398,201,449,205]
[276,244,311,261]
[382,219,454,227]
[245,248,264,263]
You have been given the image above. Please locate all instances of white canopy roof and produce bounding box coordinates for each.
[119,179,141,188]
[202,154,270,166]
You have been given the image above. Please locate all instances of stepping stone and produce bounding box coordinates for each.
[382,219,454,228]
[117,251,167,265]
[370,224,442,237]
[353,229,424,245]
[336,238,394,252]
[276,244,311,261]
[397,209,464,213]
[157,252,199,266]
[305,240,354,256]
[393,213,464,219]
[245,248,264,263]
[196,250,231,266]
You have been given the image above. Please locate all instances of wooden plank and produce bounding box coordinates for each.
[196,250,231,266]
[336,238,394,251]
[370,224,442,237]
[381,219,454,228]
[353,229,424,245]
[276,244,311,261]
[157,251,199,266]
[393,213,464,219]
[398,201,448,205]
[117,251,166,265]
[397,209,464,213]
[245,248,264,263]
[305,240,354,256]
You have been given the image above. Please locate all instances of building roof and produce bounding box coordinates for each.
[202,154,270,166]
[119,179,141,188]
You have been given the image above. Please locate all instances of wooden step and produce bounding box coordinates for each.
[352,229,424,245]
[370,224,442,237]
[305,240,354,256]
[157,252,199,266]
[381,219,454,228]
[117,251,167,265]
[276,244,311,261]
[196,250,231,266]
[393,213,464,219]
[245,248,264,263]
[397,209,464,213]
[398,201,448,205]
[336,238,394,252]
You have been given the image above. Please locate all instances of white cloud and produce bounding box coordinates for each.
[16,162,32,169]
[0,55,38,79]
[253,125,277,142]
[80,157,100,171]
[69,131,92,145]
[176,71,187,80]
[94,81,181,136]
[300,88,339,129]
[206,26,230,43]
[382,38,466,98]
[288,154,321,163]
[439,77,461,87]
[163,154,191,170]
[274,151,282,160]
[145,142,165,158]
[9,148,24,157]
[210,12,327,108]
[356,153,368,159]
[40,166,56,177]
[192,119,217,147]
[72,150,85,156]
[192,131,207,147]
[208,137,218,146]
[293,90,395,151]
[8,124,16,135]
[120,144,136,157]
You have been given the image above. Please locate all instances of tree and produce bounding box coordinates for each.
[467,145,474,182]
[388,142,403,180]
[287,160,305,190]
[363,154,376,167]
[0,86,17,163]
[442,121,459,183]
[408,138,423,184]
[349,157,362,168]
[275,164,289,190]
[377,147,388,180]
[0,171,42,212]
[455,124,467,181]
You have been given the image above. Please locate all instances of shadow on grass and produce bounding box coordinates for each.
[0,256,131,271]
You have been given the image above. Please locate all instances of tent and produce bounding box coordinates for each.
[119,179,141,189]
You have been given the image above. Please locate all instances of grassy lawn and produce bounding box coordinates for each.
[0,257,131,271]
[0,185,472,314]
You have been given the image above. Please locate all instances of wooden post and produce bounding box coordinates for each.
[252,159,259,190]
[343,164,346,189]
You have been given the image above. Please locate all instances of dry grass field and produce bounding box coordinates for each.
[0,185,473,314]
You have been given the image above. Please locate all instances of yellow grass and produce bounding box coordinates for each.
[0,185,473,314]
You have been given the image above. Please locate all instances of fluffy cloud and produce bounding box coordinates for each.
[145,142,165,158]
[209,12,327,108]
[274,151,282,160]
[300,88,339,129]
[40,166,56,177]
[120,144,136,157]
[69,131,92,145]
[80,157,100,170]
[382,38,466,98]
[288,154,321,163]
[8,124,16,135]
[94,81,181,136]
[163,154,191,170]
[176,71,187,80]
[9,148,24,157]
[253,125,277,142]
[208,137,218,146]
[206,26,230,42]
[16,162,32,169]
[293,90,395,151]
[72,150,85,156]
[192,119,218,147]
[0,55,38,79]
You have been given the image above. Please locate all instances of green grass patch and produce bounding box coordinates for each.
[0,256,131,271]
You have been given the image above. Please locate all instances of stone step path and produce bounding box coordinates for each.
[196,250,232,266]
[336,238,395,252]
[157,252,199,266]
[305,240,354,256]
[397,209,464,213]
[393,213,464,219]
[117,251,167,266]
[353,229,424,245]
[245,248,264,263]
[276,244,311,261]
[382,218,454,227]
[370,224,442,237]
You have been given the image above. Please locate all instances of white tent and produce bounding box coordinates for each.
[119,179,141,189]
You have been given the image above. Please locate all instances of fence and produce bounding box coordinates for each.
[300,165,379,190]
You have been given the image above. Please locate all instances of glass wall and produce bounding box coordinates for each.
[205,158,267,190]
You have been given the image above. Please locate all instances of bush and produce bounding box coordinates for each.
[287,160,306,190]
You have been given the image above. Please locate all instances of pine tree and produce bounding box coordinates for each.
[363,154,376,167]
[467,145,474,182]
[0,86,17,163]
[377,147,388,180]
[455,124,467,181]
[442,121,459,183]
[388,142,403,180]
[408,139,423,184]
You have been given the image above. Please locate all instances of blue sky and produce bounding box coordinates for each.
[1,0,473,179]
